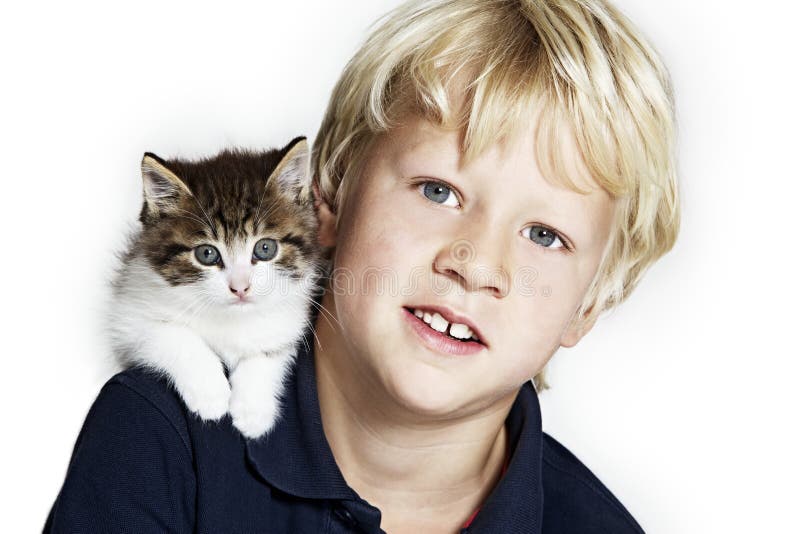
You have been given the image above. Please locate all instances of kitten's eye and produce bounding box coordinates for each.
[253,238,278,261]
[523,225,567,251]
[420,181,460,208]
[194,245,221,266]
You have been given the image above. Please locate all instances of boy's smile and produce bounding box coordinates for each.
[315,113,617,419]
[402,304,487,356]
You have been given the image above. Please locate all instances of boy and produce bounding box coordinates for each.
[45,0,678,532]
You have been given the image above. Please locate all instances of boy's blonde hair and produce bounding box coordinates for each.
[311,0,680,390]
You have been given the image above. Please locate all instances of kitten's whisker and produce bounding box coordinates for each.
[185,295,216,323]
[186,195,219,241]
[299,312,322,351]
[306,266,335,284]
[283,301,321,356]
[171,208,217,235]
[169,290,207,322]
[298,294,342,333]
[171,299,203,325]
[173,293,215,324]
[252,179,274,230]
[253,195,283,231]
[297,320,312,356]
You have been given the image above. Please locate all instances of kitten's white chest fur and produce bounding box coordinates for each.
[197,303,309,369]
[108,255,316,439]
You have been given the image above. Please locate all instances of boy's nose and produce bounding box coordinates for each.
[432,234,510,298]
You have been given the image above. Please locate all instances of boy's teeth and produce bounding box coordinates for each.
[430,313,449,333]
[449,323,472,340]
[411,308,479,342]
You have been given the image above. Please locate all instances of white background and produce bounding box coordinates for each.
[1,1,798,532]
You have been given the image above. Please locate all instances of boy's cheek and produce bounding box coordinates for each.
[340,208,430,277]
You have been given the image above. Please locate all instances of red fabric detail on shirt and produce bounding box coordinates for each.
[460,451,510,529]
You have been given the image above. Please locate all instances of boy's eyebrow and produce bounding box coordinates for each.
[394,142,459,176]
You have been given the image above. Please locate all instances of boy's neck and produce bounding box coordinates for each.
[313,293,515,532]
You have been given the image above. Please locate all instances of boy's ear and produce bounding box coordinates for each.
[313,181,337,248]
[559,308,599,348]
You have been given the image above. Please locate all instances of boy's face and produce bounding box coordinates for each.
[317,115,616,418]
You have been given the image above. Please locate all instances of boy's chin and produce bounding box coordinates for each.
[381,364,482,420]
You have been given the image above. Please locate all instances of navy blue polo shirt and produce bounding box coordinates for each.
[44,326,644,533]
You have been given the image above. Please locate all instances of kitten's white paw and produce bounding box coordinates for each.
[229,387,280,439]
[228,350,295,439]
[177,374,232,422]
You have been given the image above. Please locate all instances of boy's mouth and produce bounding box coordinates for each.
[402,305,487,347]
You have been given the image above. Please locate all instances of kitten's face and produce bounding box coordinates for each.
[135,138,321,315]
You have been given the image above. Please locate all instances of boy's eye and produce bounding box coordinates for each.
[419,181,460,208]
[523,225,567,251]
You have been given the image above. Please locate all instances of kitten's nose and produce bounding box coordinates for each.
[229,285,251,299]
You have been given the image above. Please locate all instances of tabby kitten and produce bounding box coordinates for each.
[107,136,323,439]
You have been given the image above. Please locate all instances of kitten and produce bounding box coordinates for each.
[106,136,323,439]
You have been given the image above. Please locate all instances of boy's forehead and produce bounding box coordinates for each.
[388,118,463,169]
[384,114,603,196]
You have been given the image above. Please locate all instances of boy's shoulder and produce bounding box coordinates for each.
[540,432,644,533]
[44,368,200,532]
[100,366,194,449]
[108,365,184,410]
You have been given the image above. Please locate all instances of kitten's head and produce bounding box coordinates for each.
[134,136,323,315]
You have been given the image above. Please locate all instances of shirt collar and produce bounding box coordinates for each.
[466,379,544,532]
[244,331,355,501]
[245,324,544,532]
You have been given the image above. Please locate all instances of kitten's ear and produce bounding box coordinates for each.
[141,153,192,219]
[268,136,311,201]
